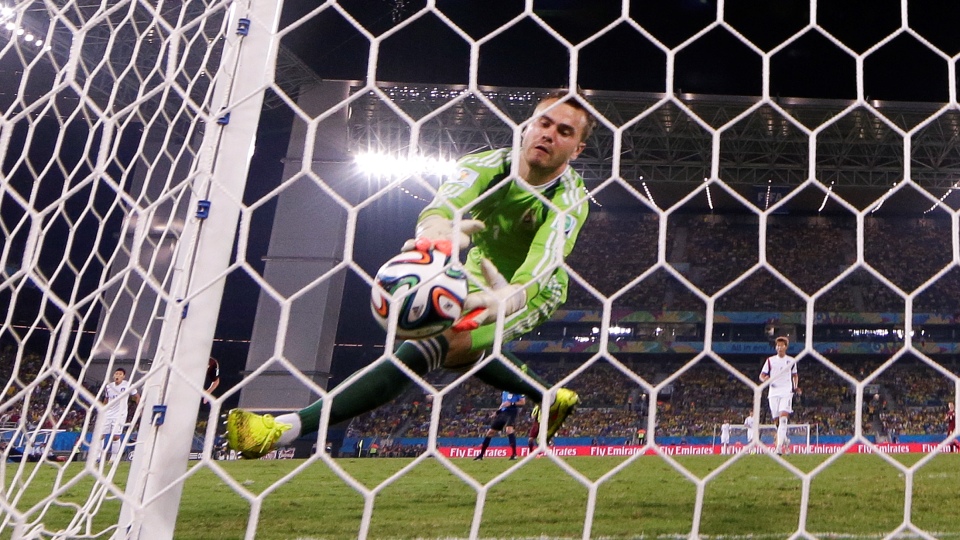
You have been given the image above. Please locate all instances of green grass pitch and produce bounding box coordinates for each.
[3,453,960,539]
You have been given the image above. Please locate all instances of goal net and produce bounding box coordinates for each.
[1,0,959,539]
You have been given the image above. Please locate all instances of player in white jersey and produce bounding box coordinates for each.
[743,413,756,444]
[97,368,139,461]
[720,421,731,454]
[759,336,798,455]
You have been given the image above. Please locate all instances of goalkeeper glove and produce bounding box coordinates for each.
[452,258,526,332]
[401,215,485,256]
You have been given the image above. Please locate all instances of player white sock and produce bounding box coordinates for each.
[275,413,302,445]
[776,419,788,451]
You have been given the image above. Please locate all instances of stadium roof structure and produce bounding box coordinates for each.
[6,0,958,216]
[1,1,321,125]
[345,83,960,216]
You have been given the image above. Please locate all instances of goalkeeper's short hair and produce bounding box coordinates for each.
[540,89,598,142]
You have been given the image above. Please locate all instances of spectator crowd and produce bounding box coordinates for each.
[565,212,960,314]
[342,354,959,445]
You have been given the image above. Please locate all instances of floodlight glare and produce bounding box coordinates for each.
[354,152,457,178]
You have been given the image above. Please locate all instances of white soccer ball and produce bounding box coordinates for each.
[370,248,468,339]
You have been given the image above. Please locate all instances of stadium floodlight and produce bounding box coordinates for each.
[870,181,898,213]
[354,151,457,179]
[818,181,834,213]
[704,177,714,210]
[925,180,959,214]
[640,177,654,207]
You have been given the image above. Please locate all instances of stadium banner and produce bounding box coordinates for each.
[548,310,960,325]
[506,339,958,355]
[754,185,790,212]
[437,443,952,459]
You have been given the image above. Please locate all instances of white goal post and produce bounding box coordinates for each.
[714,423,816,451]
[0,1,281,539]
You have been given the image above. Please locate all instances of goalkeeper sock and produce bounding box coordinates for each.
[528,416,541,451]
[508,433,517,456]
[274,414,303,446]
[296,337,448,436]
[474,352,547,404]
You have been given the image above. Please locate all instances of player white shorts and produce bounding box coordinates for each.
[102,415,126,438]
[720,434,730,445]
[768,394,794,417]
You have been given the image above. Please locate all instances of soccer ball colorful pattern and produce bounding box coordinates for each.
[370,248,468,339]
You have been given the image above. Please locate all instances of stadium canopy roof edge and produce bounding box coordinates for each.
[330,80,960,216]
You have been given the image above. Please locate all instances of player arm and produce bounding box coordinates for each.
[759,358,770,382]
[410,157,499,254]
[206,377,220,394]
[417,154,499,226]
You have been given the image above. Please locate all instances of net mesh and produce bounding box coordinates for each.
[1,1,960,539]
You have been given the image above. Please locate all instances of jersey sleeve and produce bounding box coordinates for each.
[760,358,771,377]
[417,150,505,223]
[509,175,589,296]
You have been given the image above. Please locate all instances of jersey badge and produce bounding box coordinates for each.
[552,214,578,237]
[449,167,479,187]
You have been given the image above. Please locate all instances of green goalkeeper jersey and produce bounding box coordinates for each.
[419,148,589,301]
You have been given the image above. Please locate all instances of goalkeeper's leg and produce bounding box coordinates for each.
[447,345,575,437]
[528,417,539,453]
[451,278,578,442]
[292,337,448,434]
[473,351,548,403]
[227,337,448,457]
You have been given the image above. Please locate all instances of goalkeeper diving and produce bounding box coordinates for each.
[225,90,597,458]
